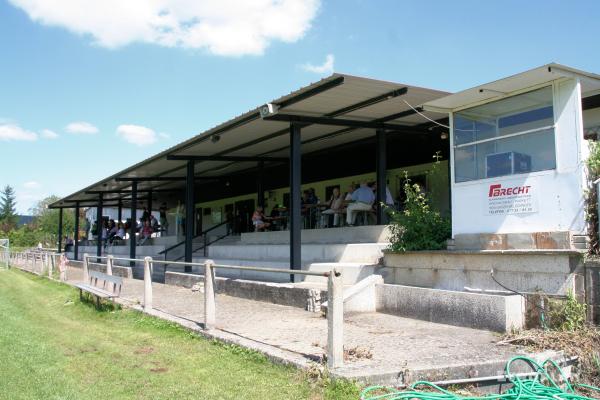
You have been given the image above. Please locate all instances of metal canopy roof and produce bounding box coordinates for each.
[422,63,600,113]
[50,73,449,208]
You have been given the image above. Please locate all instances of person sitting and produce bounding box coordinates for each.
[141,207,150,223]
[346,182,375,226]
[252,206,270,231]
[344,184,356,201]
[321,187,344,227]
[149,214,160,232]
[110,223,125,245]
[64,236,74,252]
[137,221,153,245]
[105,220,117,248]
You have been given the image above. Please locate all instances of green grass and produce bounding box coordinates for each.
[0,268,360,399]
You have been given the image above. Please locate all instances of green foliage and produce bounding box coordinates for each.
[387,155,451,252]
[549,290,587,331]
[586,141,600,254]
[0,185,18,231]
[30,195,75,245]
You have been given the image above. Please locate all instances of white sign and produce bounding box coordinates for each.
[485,179,538,216]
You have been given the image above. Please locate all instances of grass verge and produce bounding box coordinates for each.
[0,268,359,400]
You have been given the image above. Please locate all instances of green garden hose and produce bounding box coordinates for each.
[360,356,600,400]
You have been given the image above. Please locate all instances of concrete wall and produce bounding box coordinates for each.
[382,250,585,296]
[164,271,326,310]
[376,283,524,332]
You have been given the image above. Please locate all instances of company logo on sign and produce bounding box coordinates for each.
[488,184,531,198]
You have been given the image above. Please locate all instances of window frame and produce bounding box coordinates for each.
[451,85,557,184]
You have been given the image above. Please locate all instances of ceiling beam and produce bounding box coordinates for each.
[325,87,408,117]
[263,114,417,130]
[166,155,288,162]
[276,76,345,109]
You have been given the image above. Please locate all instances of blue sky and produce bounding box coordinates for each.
[1,0,599,213]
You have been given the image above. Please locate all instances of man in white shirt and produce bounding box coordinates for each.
[346,182,375,226]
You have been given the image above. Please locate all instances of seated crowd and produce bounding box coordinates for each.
[251,181,395,232]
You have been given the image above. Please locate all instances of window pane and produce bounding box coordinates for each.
[454,129,556,182]
[453,86,556,183]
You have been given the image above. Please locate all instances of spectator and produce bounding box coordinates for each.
[346,182,375,226]
[137,221,153,245]
[159,202,169,234]
[252,206,270,231]
[64,236,74,252]
[141,207,150,223]
[150,214,159,232]
[109,223,125,245]
[321,187,344,227]
[344,184,356,201]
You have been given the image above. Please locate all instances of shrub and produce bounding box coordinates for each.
[387,162,451,252]
[548,290,587,331]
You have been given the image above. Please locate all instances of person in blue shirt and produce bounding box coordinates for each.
[346,182,375,226]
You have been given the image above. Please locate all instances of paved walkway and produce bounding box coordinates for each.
[63,265,548,384]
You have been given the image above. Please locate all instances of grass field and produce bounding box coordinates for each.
[0,268,359,400]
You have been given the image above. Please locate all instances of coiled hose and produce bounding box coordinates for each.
[360,356,600,400]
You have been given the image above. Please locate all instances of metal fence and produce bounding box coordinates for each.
[83,254,345,369]
[6,250,345,369]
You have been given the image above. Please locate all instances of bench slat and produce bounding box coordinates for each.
[76,284,117,298]
[88,270,123,285]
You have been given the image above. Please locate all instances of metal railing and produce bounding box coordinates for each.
[158,220,232,260]
[84,253,345,369]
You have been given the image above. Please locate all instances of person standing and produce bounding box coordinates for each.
[159,202,169,235]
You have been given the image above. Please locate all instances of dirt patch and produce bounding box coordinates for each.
[134,346,154,355]
[501,328,600,387]
[150,367,169,373]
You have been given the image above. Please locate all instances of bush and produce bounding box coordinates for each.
[387,167,451,252]
[548,290,587,331]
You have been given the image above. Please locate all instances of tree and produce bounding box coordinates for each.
[30,195,75,246]
[0,185,18,230]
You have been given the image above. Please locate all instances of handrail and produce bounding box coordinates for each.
[84,254,335,277]
[158,220,231,255]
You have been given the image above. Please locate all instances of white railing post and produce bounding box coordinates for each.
[106,255,114,275]
[327,268,344,369]
[204,259,216,330]
[47,253,53,278]
[143,257,153,311]
[83,253,89,282]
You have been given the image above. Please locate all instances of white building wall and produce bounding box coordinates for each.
[451,78,587,236]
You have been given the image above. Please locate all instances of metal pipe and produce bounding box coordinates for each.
[184,161,195,272]
[57,208,63,253]
[376,129,387,224]
[289,123,302,282]
[74,202,80,260]
[96,194,103,262]
[129,181,137,267]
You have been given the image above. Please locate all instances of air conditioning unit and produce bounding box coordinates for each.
[486,151,531,178]
[259,103,280,119]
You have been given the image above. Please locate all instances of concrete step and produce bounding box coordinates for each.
[241,225,391,244]
[207,243,388,264]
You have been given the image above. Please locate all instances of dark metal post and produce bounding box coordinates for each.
[117,199,122,223]
[148,190,153,216]
[376,129,387,224]
[96,194,103,261]
[74,203,80,260]
[257,161,265,208]
[184,160,195,272]
[57,208,63,253]
[129,181,137,266]
[289,123,302,282]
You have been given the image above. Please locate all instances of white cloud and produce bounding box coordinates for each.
[302,54,334,74]
[65,121,98,134]
[117,124,159,146]
[23,181,40,189]
[8,0,320,56]
[40,129,59,139]
[0,124,38,141]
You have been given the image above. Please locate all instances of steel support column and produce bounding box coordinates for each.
[74,203,80,260]
[148,190,153,216]
[129,182,137,267]
[117,199,122,223]
[184,160,195,272]
[376,129,387,224]
[57,208,63,253]
[96,194,103,261]
[257,161,265,208]
[289,123,302,282]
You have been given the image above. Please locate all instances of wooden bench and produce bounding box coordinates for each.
[75,270,123,308]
